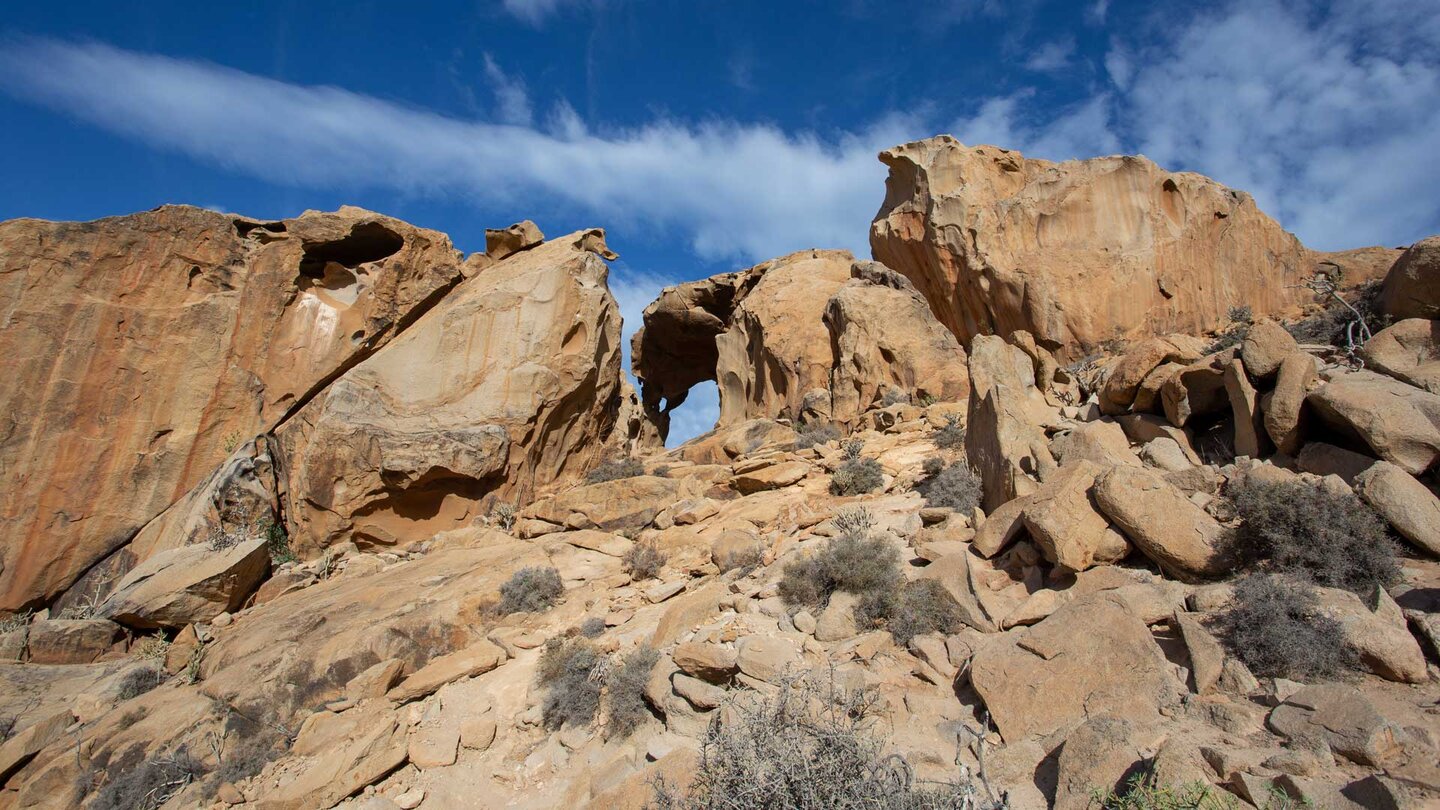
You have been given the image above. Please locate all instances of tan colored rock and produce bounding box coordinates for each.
[1162,352,1232,427]
[814,591,861,642]
[1100,338,1204,414]
[254,705,409,810]
[346,658,405,700]
[1361,318,1440,393]
[966,335,1058,510]
[1353,461,1440,557]
[735,635,800,683]
[1224,358,1268,458]
[1265,353,1317,455]
[730,461,809,494]
[1174,612,1224,695]
[869,137,1392,358]
[0,206,467,611]
[385,639,506,703]
[1139,438,1193,472]
[1378,236,1440,320]
[1296,441,1377,483]
[970,595,1177,741]
[1053,717,1142,810]
[0,711,72,783]
[672,672,727,710]
[1133,362,1183,413]
[1093,466,1227,580]
[1021,461,1129,573]
[525,475,681,535]
[1049,420,1139,469]
[1319,587,1428,683]
[97,537,269,629]
[672,641,737,682]
[460,715,497,750]
[970,495,1030,558]
[916,550,996,632]
[1115,414,1202,464]
[1307,370,1440,474]
[1267,683,1413,767]
[22,619,121,665]
[1240,319,1299,380]
[275,231,631,553]
[825,262,969,423]
[484,219,544,261]
[651,582,727,647]
[633,250,851,439]
[408,725,460,769]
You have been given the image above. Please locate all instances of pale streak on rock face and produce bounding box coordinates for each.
[0,205,465,611]
[274,230,628,553]
[869,136,1398,358]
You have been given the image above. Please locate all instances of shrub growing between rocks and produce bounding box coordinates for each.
[623,541,667,581]
[606,645,660,739]
[779,510,901,613]
[1216,574,1354,680]
[794,421,841,449]
[497,566,565,614]
[1226,476,1399,595]
[919,457,982,513]
[932,414,966,450]
[536,637,603,730]
[117,666,166,700]
[830,440,884,496]
[881,389,911,407]
[586,457,646,484]
[580,616,608,638]
[648,674,1006,810]
[861,579,965,645]
[89,744,207,810]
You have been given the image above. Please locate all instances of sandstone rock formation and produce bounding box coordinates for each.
[1378,236,1440,320]
[275,230,629,552]
[870,136,1397,357]
[0,206,467,611]
[633,251,967,439]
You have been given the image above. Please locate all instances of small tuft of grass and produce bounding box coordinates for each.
[623,541,666,581]
[580,616,607,638]
[116,666,167,700]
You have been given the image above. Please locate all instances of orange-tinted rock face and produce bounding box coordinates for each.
[0,205,465,610]
[870,137,1398,359]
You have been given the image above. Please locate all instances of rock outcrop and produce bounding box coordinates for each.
[1378,236,1440,320]
[274,230,629,552]
[869,136,1397,357]
[0,206,467,611]
[633,251,967,439]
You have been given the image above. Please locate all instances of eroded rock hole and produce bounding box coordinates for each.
[233,219,288,238]
[298,222,404,279]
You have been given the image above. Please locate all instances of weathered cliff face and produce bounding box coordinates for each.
[632,251,968,439]
[274,230,628,553]
[869,136,1398,358]
[0,205,466,611]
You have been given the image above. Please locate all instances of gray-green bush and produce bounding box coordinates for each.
[779,509,901,613]
[606,646,660,739]
[794,421,841,449]
[931,414,965,450]
[623,541,667,581]
[587,457,646,484]
[919,457,982,512]
[497,566,565,614]
[830,440,884,496]
[536,637,603,730]
[1216,574,1354,680]
[1226,476,1398,595]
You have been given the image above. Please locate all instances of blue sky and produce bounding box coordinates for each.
[2,0,1438,443]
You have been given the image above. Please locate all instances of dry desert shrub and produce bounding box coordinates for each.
[794,421,841,449]
[117,666,166,700]
[606,645,660,740]
[931,414,966,450]
[1226,476,1398,596]
[586,457,646,484]
[919,457,982,512]
[88,744,207,810]
[497,566,565,614]
[647,673,1007,809]
[537,636,603,730]
[1215,574,1355,680]
[830,440,884,496]
[623,541,667,580]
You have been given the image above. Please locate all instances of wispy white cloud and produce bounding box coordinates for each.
[0,38,910,263]
[482,54,532,126]
[500,0,591,26]
[1023,37,1075,73]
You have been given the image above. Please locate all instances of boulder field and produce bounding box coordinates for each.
[0,139,1438,810]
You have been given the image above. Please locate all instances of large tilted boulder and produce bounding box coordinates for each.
[1093,466,1228,580]
[274,230,630,552]
[824,262,969,424]
[632,252,969,439]
[96,537,270,629]
[1353,462,1440,557]
[965,335,1058,510]
[970,595,1179,741]
[869,136,1396,358]
[1306,371,1440,474]
[1360,318,1440,394]
[1378,236,1440,320]
[1099,337,1206,414]
[0,205,468,612]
